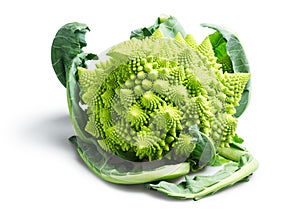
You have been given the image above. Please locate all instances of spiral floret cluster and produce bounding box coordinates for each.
[78,37,250,161]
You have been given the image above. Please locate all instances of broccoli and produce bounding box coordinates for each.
[51,15,258,200]
[78,36,249,162]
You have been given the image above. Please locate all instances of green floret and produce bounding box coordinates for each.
[140,91,164,110]
[171,134,195,161]
[134,131,166,161]
[127,104,149,130]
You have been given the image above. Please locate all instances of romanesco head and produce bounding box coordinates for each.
[78,37,250,161]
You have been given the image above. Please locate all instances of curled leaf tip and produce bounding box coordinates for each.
[51,22,91,87]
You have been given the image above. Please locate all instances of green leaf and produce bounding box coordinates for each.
[51,22,98,144]
[130,15,186,39]
[187,125,216,171]
[147,154,258,200]
[69,136,190,184]
[201,23,251,117]
[66,53,98,144]
[201,23,249,73]
[230,134,247,151]
[209,154,230,166]
[232,134,244,144]
[234,89,250,117]
[51,22,97,87]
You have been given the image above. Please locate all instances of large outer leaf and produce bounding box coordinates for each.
[201,23,251,117]
[147,154,258,200]
[66,53,97,144]
[69,136,190,184]
[201,23,250,73]
[188,125,216,172]
[51,22,97,87]
[51,22,99,144]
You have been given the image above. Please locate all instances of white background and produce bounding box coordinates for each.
[1,0,299,217]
